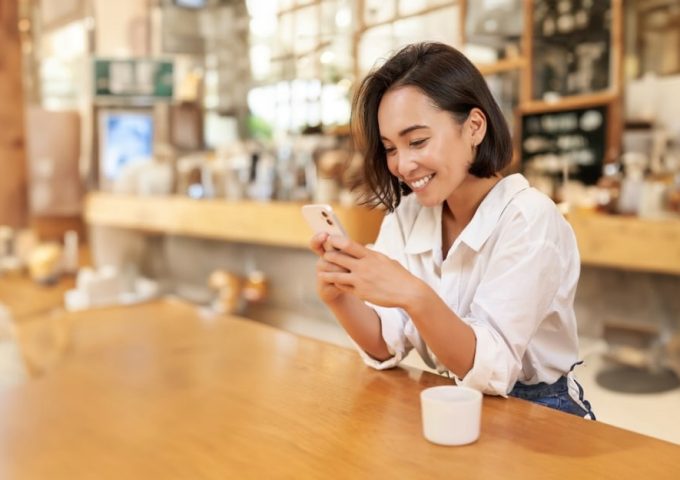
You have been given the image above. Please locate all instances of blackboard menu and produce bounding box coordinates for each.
[532,0,611,99]
[521,105,607,186]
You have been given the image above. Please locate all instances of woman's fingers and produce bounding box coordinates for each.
[316,258,349,274]
[309,232,329,256]
[322,250,357,270]
[334,283,354,294]
[319,271,353,286]
[328,235,370,259]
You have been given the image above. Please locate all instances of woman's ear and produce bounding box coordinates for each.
[467,108,487,147]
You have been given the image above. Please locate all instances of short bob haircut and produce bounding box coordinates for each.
[351,42,512,212]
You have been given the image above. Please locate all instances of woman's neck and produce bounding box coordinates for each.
[444,174,501,226]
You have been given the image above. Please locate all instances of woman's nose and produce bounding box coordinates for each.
[397,153,418,178]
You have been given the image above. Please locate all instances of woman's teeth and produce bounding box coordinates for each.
[411,174,434,189]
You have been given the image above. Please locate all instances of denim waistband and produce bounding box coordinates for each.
[509,376,568,401]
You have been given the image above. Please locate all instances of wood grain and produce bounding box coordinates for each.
[0,297,678,479]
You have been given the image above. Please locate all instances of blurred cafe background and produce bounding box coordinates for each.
[1,0,680,444]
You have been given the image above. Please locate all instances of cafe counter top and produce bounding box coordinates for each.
[84,192,384,248]
[0,295,679,478]
[85,192,680,274]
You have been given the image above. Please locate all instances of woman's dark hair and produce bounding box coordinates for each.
[351,42,512,211]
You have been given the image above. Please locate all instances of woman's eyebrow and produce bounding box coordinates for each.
[380,124,429,141]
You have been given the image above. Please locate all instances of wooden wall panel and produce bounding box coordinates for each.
[0,0,28,228]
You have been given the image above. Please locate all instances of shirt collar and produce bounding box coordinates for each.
[404,202,441,255]
[403,174,530,255]
[458,173,530,252]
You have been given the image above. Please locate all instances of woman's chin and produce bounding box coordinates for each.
[414,192,442,208]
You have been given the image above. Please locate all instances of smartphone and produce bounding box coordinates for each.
[301,204,348,239]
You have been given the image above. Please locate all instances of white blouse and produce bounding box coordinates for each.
[358,173,581,396]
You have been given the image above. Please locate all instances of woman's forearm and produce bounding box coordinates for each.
[402,280,477,378]
[326,294,392,361]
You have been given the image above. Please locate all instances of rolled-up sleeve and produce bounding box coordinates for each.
[356,305,412,369]
[453,239,562,395]
[352,211,413,370]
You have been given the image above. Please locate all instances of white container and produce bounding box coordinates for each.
[420,385,482,446]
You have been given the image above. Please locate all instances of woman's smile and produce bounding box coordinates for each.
[408,173,436,191]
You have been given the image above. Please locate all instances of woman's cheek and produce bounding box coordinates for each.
[386,158,399,177]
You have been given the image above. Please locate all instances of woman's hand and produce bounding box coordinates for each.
[309,232,350,304]
[319,235,424,309]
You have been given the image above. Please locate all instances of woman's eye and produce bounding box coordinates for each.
[384,146,397,155]
[410,138,428,147]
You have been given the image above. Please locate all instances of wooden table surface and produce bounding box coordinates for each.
[0,275,74,321]
[0,275,76,376]
[0,298,679,479]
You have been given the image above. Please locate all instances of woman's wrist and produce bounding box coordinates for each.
[400,277,433,315]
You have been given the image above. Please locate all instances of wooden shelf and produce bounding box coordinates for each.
[477,58,526,76]
[84,193,385,249]
[567,209,680,275]
[519,91,618,115]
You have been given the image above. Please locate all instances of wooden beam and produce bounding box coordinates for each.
[520,0,533,103]
[0,0,28,228]
[359,1,460,35]
[276,0,322,18]
[607,0,624,164]
[458,0,467,46]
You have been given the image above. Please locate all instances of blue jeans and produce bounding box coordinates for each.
[509,375,596,419]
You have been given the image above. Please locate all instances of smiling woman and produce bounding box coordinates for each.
[308,42,596,420]
[352,42,512,212]
[377,87,489,210]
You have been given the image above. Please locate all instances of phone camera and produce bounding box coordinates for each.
[326,219,333,226]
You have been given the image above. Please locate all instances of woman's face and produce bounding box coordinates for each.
[377,86,484,207]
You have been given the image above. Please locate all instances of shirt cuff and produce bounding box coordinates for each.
[355,305,410,370]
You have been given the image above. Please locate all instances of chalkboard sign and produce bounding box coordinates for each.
[532,0,611,99]
[521,105,607,186]
[94,58,173,99]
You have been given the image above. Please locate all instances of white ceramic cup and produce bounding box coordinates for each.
[420,385,483,446]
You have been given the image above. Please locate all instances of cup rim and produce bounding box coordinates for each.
[420,385,482,405]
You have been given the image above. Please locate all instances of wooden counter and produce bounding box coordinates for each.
[568,209,680,275]
[85,192,680,274]
[85,193,384,248]
[0,298,679,478]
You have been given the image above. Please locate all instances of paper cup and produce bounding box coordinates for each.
[420,385,482,446]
